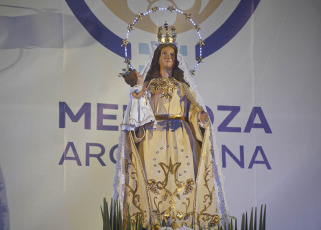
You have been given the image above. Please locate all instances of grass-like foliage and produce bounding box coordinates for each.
[101,198,143,230]
[101,199,266,230]
[240,205,266,230]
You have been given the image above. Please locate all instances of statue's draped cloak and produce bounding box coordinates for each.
[113,78,228,229]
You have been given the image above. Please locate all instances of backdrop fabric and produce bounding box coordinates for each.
[0,0,321,230]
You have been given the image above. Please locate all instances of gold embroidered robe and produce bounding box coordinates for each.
[118,78,225,229]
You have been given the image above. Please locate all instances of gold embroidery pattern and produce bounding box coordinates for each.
[196,162,219,227]
[209,214,221,228]
[149,78,177,99]
[125,154,147,224]
[125,133,153,227]
[183,179,194,195]
[147,179,159,195]
[147,158,195,228]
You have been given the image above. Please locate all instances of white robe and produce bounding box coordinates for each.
[122,85,156,131]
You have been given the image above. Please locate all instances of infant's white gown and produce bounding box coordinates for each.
[122,85,156,131]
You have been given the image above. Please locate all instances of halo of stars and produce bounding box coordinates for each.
[121,5,204,75]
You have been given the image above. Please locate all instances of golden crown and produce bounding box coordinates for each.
[157,22,176,44]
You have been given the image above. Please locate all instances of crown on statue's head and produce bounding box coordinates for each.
[157,22,176,44]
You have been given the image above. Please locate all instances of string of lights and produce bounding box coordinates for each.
[121,5,204,75]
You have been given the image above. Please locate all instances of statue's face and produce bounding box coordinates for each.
[158,46,175,71]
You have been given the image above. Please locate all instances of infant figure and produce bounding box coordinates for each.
[121,70,156,131]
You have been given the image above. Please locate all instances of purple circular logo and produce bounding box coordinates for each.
[65,0,260,59]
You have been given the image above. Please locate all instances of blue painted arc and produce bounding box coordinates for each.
[65,0,131,59]
[195,0,261,59]
[65,0,260,60]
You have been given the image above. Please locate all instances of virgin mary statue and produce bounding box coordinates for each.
[113,41,229,229]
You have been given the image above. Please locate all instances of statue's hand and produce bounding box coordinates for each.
[151,89,164,101]
[155,89,164,96]
[200,112,209,123]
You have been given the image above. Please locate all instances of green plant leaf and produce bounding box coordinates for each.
[249,208,253,230]
[263,204,266,230]
[254,207,257,230]
[241,213,245,230]
[162,218,166,227]
[126,206,131,230]
[118,201,123,230]
[259,205,263,230]
[246,212,249,230]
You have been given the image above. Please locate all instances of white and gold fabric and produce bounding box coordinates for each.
[113,75,229,229]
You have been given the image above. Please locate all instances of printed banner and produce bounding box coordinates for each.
[0,0,320,230]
